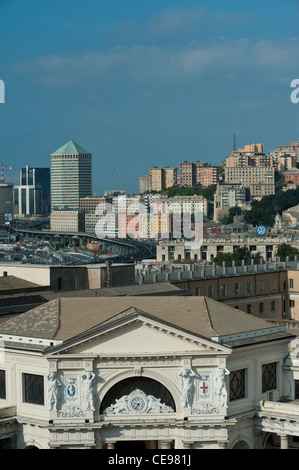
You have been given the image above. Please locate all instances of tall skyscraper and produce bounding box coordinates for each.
[50,140,92,210]
[15,165,50,216]
[0,182,13,221]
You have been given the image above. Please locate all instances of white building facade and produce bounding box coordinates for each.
[0,296,298,449]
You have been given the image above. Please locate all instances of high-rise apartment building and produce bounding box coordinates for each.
[50,209,84,233]
[198,166,218,187]
[269,152,297,173]
[179,161,218,187]
[139,175,151,194]
[167,195,208,217]
[238,143,264,153]
[276,141,299,161]
[179,161,196,187]
[149,167,177,192]
[224,167,275,198]
[80,196,112,215]
[50,140,92,210]
[15,165,50,216]
[226,152,274,168]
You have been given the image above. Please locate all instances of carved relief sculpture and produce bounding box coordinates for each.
[82,371,96,411]
[103,389,174,414]
[48,371,62,411]
[63,374,80,406]
[215,367,230,407]
[179,366,197,408]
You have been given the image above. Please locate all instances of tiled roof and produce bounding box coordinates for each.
[0,296,287,346]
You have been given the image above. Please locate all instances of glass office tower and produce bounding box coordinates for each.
[16,166,50,216]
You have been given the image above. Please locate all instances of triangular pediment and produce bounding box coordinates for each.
[47,310,230,356]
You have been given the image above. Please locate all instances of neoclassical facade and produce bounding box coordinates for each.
[0,296,298,449]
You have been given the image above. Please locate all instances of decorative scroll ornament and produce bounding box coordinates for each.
[192,404,219,415]
[58,406,86,418]
[103,389,174,414]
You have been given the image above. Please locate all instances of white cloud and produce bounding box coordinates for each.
[14,36,299,91]
[146,6,207,37]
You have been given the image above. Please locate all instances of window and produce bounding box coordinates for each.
[220,284,227,297]
[229,369,246,401]
[295,380,299,400]
[234,282,240,295]
[194,287,200,296]
[262,362,277,393]
[271,278,276,290]
[258,280,264,292]
[247,304,251,314]
[208,286,214,298]
[259,303,264,313]
[23,373,44,405]
[290,279,294,289]
[247,281,252,294]
[271,301,276,311]
[0,370,6,399]
[290,299,295,308]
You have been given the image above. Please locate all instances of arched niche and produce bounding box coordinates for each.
[100,376,176,414]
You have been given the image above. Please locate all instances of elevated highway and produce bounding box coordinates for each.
[13,228,156,261]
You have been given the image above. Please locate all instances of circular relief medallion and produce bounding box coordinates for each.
[67,384,76,397]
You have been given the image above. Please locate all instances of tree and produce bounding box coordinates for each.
[244,186,299,227]
[213,252,235,267]
[214,245,261,267]
[275,243,299,261]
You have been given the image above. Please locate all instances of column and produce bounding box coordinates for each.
[10,435,18,449]
[161,440,172,449]
[253,429,263,449]
[106,441,116,449]
[279,434,289,449]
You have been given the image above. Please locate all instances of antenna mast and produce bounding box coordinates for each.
[233,133,236,151]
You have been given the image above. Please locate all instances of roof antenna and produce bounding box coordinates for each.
[233,133,236,151]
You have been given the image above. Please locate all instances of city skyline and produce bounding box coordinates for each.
[1,0,299,194]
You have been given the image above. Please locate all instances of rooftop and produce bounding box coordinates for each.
[51,139,91,155]
[0,296,292,349]
[0,275,45,293]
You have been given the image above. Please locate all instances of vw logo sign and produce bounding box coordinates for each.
[256,225,267,236]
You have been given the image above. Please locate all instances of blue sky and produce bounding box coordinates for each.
[1,0,299,194]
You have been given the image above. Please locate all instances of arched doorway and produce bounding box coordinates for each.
[264,433,280,449]
[232,440,250,449]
